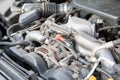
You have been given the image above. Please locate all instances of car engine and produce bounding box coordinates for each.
[0,0,120,80]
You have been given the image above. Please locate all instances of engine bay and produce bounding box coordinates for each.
[0,0,120,80]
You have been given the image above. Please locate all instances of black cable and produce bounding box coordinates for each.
[78,57,112,78]
[47,13,65,20]
[96,67,112,78]
[79,57,90,65]
[65,9,80,23]
[55,14,65,23]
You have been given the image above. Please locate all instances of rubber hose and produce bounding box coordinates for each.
[7,23,20,41]
[0,41,30,46]
[96,68,112,78]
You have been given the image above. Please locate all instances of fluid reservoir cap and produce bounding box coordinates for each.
[89,75,96,80]
[108,78,113,80]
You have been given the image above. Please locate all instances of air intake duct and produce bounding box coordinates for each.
[19,3,71,27]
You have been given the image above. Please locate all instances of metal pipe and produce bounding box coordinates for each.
[44,16,117,74]
[74,32,116,74]
[25,31,46,43]
[84,61,99,80]
[84,57,115,80]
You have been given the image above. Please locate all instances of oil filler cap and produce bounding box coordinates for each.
[89,75,96,80]
[108,78,113,80]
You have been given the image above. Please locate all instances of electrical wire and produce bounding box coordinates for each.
[99,26,120,31]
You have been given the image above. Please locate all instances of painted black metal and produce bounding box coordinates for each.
[0,52,38,80]
[9,46,47,77]
[72,0,120,25]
